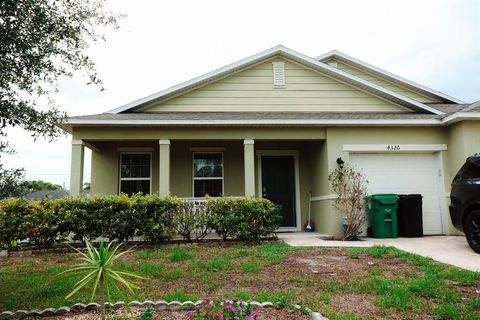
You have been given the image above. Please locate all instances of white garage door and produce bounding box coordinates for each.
[350,153,445,235]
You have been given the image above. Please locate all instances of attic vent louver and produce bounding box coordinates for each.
[272,62,285,87]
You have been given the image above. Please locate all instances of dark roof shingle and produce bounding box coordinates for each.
[68,111,442,121]
[61,102,478,130]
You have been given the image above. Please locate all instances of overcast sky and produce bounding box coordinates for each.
[3,0,480,188]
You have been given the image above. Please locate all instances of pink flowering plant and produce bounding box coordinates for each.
[186,296,260,320]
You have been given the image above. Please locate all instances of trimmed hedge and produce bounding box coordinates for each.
[0,195,281,249]
[206,197,281,242]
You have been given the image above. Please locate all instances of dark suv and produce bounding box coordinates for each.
[450,155,480,253]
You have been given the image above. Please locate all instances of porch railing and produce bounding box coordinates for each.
[183,196,245,204]
[183,197,207,205]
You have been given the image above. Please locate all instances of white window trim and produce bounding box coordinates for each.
[118,152,153,194]
[192,151,224,198]
[310,194,338,202]
[436,152,449,235]
[255,150,301,232]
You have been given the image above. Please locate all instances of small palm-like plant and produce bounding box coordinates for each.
[61,239,145,320]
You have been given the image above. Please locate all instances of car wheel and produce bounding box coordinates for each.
[465,210,480,254]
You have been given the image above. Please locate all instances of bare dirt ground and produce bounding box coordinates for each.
[48,306,312,320]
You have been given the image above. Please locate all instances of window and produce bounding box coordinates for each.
[193,152,223,197]
[119,153,151,195]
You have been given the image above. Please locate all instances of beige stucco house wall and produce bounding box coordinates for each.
[62,46,480,238]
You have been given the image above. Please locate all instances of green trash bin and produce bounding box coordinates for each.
[366,194,399,238]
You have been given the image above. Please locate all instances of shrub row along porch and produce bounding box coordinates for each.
[71,137,325,232]
[0,195,280,248]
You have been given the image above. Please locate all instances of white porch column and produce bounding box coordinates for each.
[70,140,85,196]
[243,139,255,197]
[159,139,171,197]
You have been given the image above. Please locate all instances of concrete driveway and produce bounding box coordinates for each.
[278,233,480,272]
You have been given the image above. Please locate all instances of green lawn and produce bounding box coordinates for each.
[0,242,479,319]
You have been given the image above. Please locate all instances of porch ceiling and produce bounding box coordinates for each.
[70,125,327,141]
[83,138,323,151]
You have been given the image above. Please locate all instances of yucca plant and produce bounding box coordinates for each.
[61,239,145,320]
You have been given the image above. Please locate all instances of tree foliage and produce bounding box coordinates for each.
[0,178,63,199]
[22,180,63,192]
[329,163,368,240]
[0,0,121,196]
[0,164,25,198]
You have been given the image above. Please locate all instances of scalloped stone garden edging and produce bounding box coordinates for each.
[0,300,328,319]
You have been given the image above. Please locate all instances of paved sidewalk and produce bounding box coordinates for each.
[277,232,480,272]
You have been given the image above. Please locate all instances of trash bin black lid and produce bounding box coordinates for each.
[399,194,423,198]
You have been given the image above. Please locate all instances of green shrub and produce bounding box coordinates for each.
[233,197,281,242]
[23,199,68,248]
[57,196,103,242]
[0,198,68,248]
[206,197,281,242]
[0,195,279,248]
[136,195,179,243]
[98,194,139,242]
[206,197,240,241]
[0,198,28,248]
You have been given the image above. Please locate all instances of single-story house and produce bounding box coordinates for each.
[60,45,480,238]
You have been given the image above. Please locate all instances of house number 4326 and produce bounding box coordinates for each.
[387,145,400,151]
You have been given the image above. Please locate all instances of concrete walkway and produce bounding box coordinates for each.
[277,232,480,272]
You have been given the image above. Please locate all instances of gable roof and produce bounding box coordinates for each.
[316,50,464,104]
[106,45,445,115]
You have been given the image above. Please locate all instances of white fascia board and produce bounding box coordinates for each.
[315,50,465,104]
[65,118,443,126]
[315,50,342,61]
[343,144,448,152]
[106,45,443,115]
[442,112,480,124]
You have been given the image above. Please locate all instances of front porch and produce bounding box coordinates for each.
[70,138,325,231]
